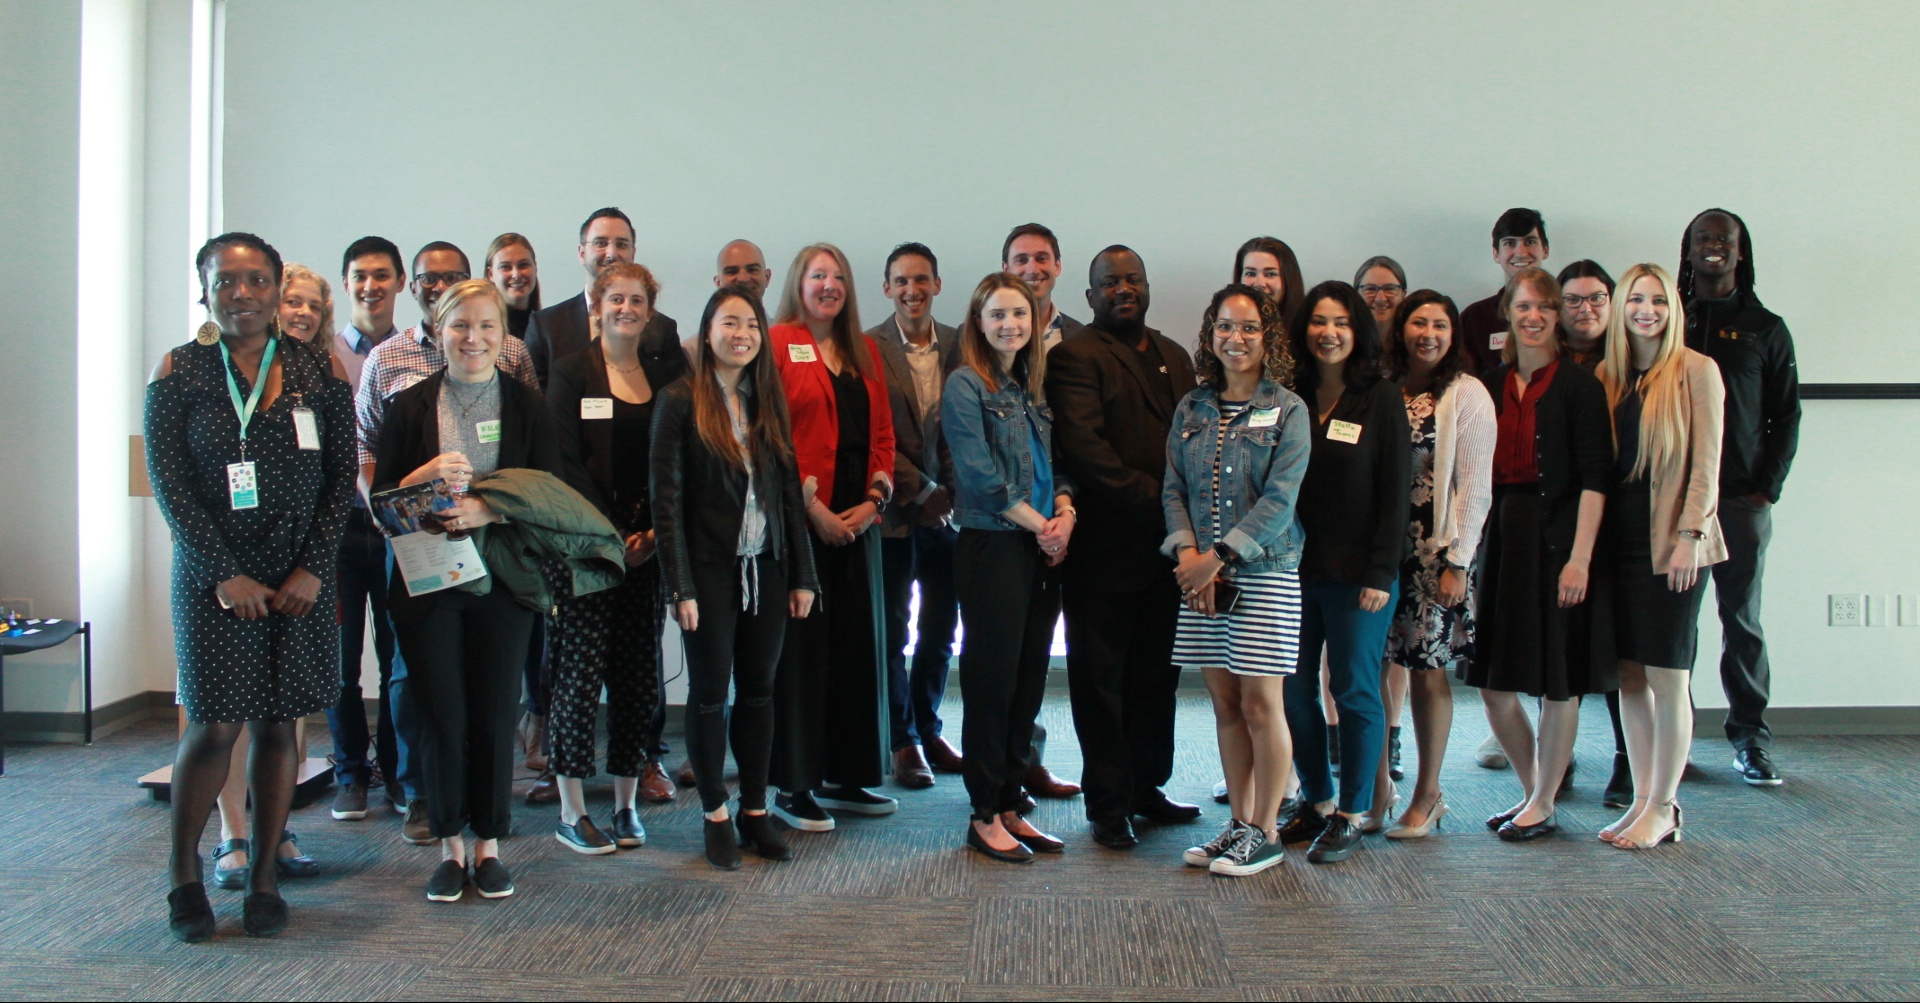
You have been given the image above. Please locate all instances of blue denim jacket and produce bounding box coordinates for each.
[1161,378,1310,573]
[942,366,1074,531]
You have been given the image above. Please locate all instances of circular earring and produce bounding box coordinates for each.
[195,320,221,346]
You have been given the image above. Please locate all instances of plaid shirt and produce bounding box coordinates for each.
[354,325,539,467]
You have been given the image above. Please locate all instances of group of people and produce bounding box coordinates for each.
[147,205,1798,941]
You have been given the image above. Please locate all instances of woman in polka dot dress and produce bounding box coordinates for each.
[145,233,356,942]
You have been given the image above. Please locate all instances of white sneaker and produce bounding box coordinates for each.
[1476,734,1509,770]
[1211,779,1230,804]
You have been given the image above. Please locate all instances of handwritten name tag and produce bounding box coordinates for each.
[1247,407,1280,428]
[788,343,818,364]
[1327,419,1363,445]
[581,397,613,420]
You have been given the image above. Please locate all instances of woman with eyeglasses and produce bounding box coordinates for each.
[1557,260,1615,372]
[1355,256,1408,345]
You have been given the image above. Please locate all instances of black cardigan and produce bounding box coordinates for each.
[649,377,820,604]
[1296,375,1413,590]
[1480,359,1613,552]
[371,370,587,624]
[546,336,690,533]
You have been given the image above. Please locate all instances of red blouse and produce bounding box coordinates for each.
[1493,359,1558,485]
[768,322,896,504]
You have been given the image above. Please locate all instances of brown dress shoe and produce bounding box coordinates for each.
[526,771,559,804]
[891,746,935,789]
[1025,763,1082,799]
[674,760,697,787]
[924,735,965,773]
[519,713,549,772]
[639,760,676,803]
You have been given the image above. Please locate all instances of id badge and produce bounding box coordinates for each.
[580,397,614,420]
[1488,331,1509,351]
[1327,419,1363,445]
[1247,407,1280,428]
[475,419,503,443]
[228,461,259,509]
[788,343,817,363]
[292,407,321,450]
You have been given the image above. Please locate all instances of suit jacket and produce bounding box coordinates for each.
[867,315,961,535]
[1633,348,1730,570]
[1043,321,1197,590]
[524,291,679,389]
[545,336,691,533]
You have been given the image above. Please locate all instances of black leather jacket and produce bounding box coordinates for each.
[649,376,820,603]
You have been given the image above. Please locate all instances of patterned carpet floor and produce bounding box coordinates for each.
[2,689,1916,1000]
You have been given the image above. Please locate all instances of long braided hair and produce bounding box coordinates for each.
[1677,208,1757,303]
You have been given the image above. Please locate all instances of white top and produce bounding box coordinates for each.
[1426,372,1496,566]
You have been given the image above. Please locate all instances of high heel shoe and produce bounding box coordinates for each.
[167,882,216,943]
[1599,795,1649,842]
[1359,793,1401,834]
[1496,813,1558,842]
[1612,801,1683,850]
[1385,795,1448,840]
[966,821,1033,863]
[241,890,289,937]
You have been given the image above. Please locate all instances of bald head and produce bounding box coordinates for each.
[715,239,771,300]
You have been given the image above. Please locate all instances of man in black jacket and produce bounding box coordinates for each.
[1045,246,1200,848]
[1681,209,1800,787]
[524,207,679,389]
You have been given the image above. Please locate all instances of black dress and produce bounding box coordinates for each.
[1609,374,1709,669]
[144,337,356,722]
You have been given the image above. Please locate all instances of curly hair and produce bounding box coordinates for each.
[1194,283,1293,392]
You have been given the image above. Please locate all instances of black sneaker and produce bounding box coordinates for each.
[1734,748,1783,786]
[426,860,466,902]
[772,790,835,832]
[472,857,514,899]
[1275,803,1330,845]
[556,815,617,855]
[1603,752,1634,808]
[812,785,897,816]
[1211,829,1285,876]
[1306,814,1363,864]
[611,808,647,848]
[1184,819,1249,867]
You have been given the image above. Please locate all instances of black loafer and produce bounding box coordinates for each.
[1734,748,1783,786]
[212,838,249,890]
[472,857,514,899]
[1090,817,1139,850]
[704,818,743,871]
[241,891,288,937]
[967,823,1034,863]
[426,860,466,903]
[275,831,320,879]
[1496,814,1559,842]
[1306,814,1363,864]
[1132,789,1203,824]
[736,812,792,861]
[167,882,216,943]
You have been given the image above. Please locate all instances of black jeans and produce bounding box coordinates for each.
[682,556,790,813]
[1062,572,1181,824]
[881,524,960,749]
[328,508,410,790]
[1712,494,1773,751]
[394,587,534,840]
[955,530,1059,819]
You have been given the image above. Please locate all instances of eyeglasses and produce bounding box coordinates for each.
[1563,292,1610,309]
[1357,284,1405,297]
[1211,320,1264,340]
[414,271,470,287]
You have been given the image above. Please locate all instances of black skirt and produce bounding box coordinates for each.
[1609,480,1708,670]
[1465,484,1617,699]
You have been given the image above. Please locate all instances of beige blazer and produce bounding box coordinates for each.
[1643,348,1730,570]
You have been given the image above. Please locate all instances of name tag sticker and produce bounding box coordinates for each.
[1327,419,1363,445]
[475,419,503,444]
[581,397,614,420]
[1488,331,1509,351]
[788,343,818,364]
[227,461,259,509]
[292,407,321,450]
[1247,407,1280,428]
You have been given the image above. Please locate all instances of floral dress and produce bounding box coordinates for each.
[1385,391,1475,671]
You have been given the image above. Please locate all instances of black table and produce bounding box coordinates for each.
[0,619,93,776]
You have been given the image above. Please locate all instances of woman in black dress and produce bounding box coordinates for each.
[146,233,356,941]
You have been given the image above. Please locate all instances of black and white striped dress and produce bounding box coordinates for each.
[1172,399,1303,677]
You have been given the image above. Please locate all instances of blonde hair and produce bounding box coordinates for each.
[588,262,661,338]
[280,263,335,354]
[1498,266,1563,364]
[484,232,541,312]
[1600,263,1690,482]
[432,277,508,337]
[774,243,872,380]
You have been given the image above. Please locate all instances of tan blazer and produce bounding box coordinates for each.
[1644,348,1730,570]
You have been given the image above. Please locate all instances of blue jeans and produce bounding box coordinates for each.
[1284,578,1399,813]
[882,525,959,749]
[328,509,416,794]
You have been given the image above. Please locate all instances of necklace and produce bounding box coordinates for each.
[607,356,641,374]
[448,375,496,426]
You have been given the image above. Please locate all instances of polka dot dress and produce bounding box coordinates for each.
[144,336,357,723]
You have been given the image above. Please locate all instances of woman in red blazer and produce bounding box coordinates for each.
[766,243,898,832]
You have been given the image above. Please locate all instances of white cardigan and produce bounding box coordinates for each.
[1426,373,1496,566]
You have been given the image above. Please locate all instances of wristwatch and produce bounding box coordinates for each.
[1212,541,1241,566]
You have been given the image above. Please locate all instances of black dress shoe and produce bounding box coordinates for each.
[736,812,792,861]
[241,891,288,937]
[1306,814,1363,864]
[1496,814,1559,842]
[1276,803,1330,845]
[167,882,216,943]
[211,838,249,890]
[1012,790,1038,816]
[1734,748,1783,786]
[275,831,320,879]
[1132,789,1202,824]
[967,823,1034,863]
[1603,753,1634,809]
[1089,817,1139,849]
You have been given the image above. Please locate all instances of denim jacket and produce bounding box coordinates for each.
[1161,378,1310,573]
[942,365,1074,531]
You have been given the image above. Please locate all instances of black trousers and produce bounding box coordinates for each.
[546,562,663,779]
[955,530,1059,819]
[394,587,534,840]
[1062,571,1181,824]
[771,528,887,791]
[682,555,790,813]
[881,525,960,749]
[1712,494,1773,751]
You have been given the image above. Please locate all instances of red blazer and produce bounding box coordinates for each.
[769,322,896,506]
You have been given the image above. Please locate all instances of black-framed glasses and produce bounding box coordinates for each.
[1357,284,1405,296]
[414,271,470,287]
[1563,292,1610,309]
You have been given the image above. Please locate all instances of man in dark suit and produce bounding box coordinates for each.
[1044,245,1200,849]
[1002,222,1086,351]
[869,242,962,789]
[524,206,679,389]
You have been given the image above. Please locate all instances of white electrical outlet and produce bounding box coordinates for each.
[1829,594,1863,627]
[1866,594,1889,626]
[1899,595,1920,627]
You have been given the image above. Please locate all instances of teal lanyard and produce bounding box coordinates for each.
[218,335,278,459]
